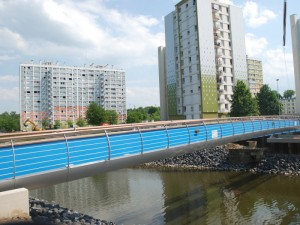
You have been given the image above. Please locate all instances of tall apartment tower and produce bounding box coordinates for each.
[246,57,263,97]
[20,62,126,130]
[291,14,300,113]
[158,0,247,120]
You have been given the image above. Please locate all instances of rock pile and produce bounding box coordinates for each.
[144,145,300,176]
[29,198,115,225]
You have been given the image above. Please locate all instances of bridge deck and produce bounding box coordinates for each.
[0,116,299,191]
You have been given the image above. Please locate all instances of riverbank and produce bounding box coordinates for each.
[29,198,115,225]
[142,145,300,176]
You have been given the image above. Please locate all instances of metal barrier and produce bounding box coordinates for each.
[0,116,300,185]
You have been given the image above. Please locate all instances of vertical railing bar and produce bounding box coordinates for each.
[63,134,70,178]
[185,123,191,144]
[259,118,263,131]
[164,124,170,149]
[217,119,223,138]
[241,119,245,134]
[137,127,144,154]
[229,118,235,135]
[10,139,16,183]
[104,130,111,160]
[203,121,208,141]
[251,117,254,132]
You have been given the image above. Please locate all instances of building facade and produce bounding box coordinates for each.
[20,62,126,130]
[158,0,247,120]
[246,56,263,97]
[280,98,296,114]
[291,14,300,113]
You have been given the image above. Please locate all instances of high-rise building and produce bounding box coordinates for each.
[20,61,126,130]
[290,14,300,113]
[158,0,247,120]
[246,56,263,97]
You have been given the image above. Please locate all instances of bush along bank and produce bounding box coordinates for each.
[30,197,115,225]
[143,145,300,176]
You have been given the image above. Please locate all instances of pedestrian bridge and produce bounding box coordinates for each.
[0,116,299,191]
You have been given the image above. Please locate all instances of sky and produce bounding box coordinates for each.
[0,0,299,113]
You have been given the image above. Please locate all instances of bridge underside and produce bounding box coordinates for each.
[0,126,296,192]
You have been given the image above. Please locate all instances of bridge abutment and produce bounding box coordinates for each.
[0,188,30,222]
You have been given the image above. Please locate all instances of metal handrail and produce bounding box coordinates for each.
[1,116,300,184]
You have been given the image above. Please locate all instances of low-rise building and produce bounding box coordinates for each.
[280,98,296,114]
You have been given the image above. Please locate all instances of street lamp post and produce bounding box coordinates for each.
[276,79,280,115]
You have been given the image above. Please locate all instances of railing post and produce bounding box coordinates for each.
[251,117,254,132]
[10,139,16,181]
[164,124,170,149]
[229,118,235,135]
[63,134,70,177]
[203,121,208,141]
[185,123,191,144]
[217,119,223,138]
[137,127,144,154]
[104,130,111,160]
[259,119,263,131]
[241,119,245,134]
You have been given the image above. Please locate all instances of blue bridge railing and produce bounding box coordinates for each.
[0,116,299,183]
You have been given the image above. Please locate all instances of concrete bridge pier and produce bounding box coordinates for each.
[0,188,30,222]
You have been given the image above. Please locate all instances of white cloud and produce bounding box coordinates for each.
[263,48,295,93]
[0,27,27,51]
[245,33,268,57]
[126,86,159,108]
[0,0,164,68]
[0,55,16,61]
[0,87,18,101]
[243,1,277,28]
[0,75,19,83]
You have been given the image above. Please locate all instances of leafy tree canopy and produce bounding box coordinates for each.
[0,111,20,132]
[126,106,160,123]
[106,110,118,125]
[257,84,281,115]
[86,102,107,125]
[283,89,295,99]
[230,80,259,117]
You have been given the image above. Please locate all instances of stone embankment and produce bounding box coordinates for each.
[143,145,300,176]
[29,198,115,225]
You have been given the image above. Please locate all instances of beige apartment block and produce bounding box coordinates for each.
[246,56,263,97]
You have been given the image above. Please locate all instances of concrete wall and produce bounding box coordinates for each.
[0,188,29,219]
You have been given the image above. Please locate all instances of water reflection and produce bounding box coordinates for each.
[31,169,300,225]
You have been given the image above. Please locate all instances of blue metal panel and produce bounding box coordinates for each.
[0,146,14,180]
[68,136,108,165]
[14,141,67,177]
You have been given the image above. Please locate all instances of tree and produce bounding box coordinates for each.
[67,119,73,128]
[76,117,86,127]
[257,84,281,115]
[54,120,61,129]
[230,80,259,117]
[0,111,20,132]
[283,89,295,99]
[126,111,144,123]
[86,102,107,125]
[42,118,49,129]
[106,110,118,125]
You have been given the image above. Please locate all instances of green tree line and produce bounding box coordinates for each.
[230,81,285,117]
[0,111,20,132]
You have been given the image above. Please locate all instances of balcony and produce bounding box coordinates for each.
[213,11,220,20]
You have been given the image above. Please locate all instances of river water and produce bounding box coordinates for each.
[30,168,300,225]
